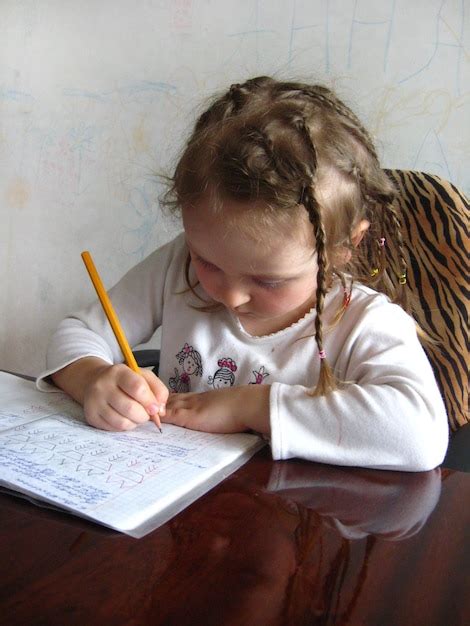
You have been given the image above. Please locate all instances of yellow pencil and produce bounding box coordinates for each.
[81,251,162,432]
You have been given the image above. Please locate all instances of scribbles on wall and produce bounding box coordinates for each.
[0,87,34,103]
[347,1,396,72]
[413,129,452,178]
[397,0,466,97]
[121,181,162,260]
[369,86,465,185]
[63,81,178,105]
[172,0,194,32]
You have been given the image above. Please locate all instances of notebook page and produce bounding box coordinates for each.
[0,373,264,535]
[0,372,83,430]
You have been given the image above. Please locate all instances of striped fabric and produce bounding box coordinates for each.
[385,170,469,431]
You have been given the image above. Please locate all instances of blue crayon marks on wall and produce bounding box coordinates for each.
[63,81,177,105]
[121,180,162,260]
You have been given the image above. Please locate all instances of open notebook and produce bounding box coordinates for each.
[0,372,264,537]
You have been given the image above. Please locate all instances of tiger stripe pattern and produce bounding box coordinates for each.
[384,169,469,431]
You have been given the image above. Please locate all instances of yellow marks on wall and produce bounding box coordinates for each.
[371,88,456,136]
[5,177,30,209]
[132,117,150,154]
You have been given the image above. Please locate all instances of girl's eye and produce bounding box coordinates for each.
[195,256,218,271]
[253,278,284,290]
[194,254,283,289]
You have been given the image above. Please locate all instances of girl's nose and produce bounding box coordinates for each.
[217,281,250,310]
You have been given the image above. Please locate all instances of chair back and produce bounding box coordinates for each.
[384,170,469,431]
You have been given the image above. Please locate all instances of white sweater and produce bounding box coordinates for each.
[37,234,449,470]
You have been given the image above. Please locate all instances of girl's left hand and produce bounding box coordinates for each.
[164,385,271,435]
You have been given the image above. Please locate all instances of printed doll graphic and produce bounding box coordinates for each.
[249,366,270,385]
[208,357,238,389]
[168,343,203,393]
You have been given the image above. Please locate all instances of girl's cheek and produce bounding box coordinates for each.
[264,284,314,313]
[195,269,216,296]
[264,288,299,308]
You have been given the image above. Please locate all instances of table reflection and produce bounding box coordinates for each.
[266,462,441,540]
[146,463,441,626]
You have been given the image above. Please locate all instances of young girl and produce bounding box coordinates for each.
[37,76,448,471]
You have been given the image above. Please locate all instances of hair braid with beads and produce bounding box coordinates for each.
[163,76,411,396]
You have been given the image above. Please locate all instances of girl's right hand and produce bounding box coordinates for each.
[51,357,168,432]
[83,363,169,431]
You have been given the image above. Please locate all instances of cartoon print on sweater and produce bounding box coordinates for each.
[168,343,203,392]
[249,365,270,384]
[208,357,238,389]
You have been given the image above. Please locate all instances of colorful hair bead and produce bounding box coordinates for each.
[318,349,326,360]
[399,272,407,285]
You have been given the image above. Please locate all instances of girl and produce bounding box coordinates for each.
[38,76,448,470]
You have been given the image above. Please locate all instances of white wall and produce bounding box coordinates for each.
[1,0,468,375]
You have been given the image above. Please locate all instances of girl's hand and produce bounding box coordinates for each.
[82,363,169,431]
[164,385,271,435]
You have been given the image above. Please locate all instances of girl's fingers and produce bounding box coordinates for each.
[166,393,193,409]
[140,370,169,406]
[115,368,162,415]
[162,406,192,427]
[108,393,150,425]
[87,405,139,431]
[165,395,200,424]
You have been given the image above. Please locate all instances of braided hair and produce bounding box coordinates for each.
[163,76,409,395]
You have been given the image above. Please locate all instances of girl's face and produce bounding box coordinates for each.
[183,198,319,336]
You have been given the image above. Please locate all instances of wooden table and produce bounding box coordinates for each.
[0,447,468,626]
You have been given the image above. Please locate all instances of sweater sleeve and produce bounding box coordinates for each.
[37,235,184,390]
[269,302,449,471]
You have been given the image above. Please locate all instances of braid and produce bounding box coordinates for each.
[383,200,410,310]
[195,76,274,129]
[351,166,389,284]
[351,163,411,312]
[304,87,412,313]
[295,117,338,395]
[307,189,338,396]
[293,84,381,163]
[320,91,380,163]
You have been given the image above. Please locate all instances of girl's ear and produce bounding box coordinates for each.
[332,220,371,268]
[351,219,370,247]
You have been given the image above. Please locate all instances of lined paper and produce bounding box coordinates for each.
[0,373,264,536]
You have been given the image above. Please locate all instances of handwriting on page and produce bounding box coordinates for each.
[0,398,83,430]
[0,416,216,510]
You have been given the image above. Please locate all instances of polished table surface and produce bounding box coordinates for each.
[1,445,469,626]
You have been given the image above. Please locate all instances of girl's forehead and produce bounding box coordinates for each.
[183,196,314,245]
[183,200,316,274]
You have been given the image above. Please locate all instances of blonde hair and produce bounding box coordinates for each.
[162,76,409,395]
